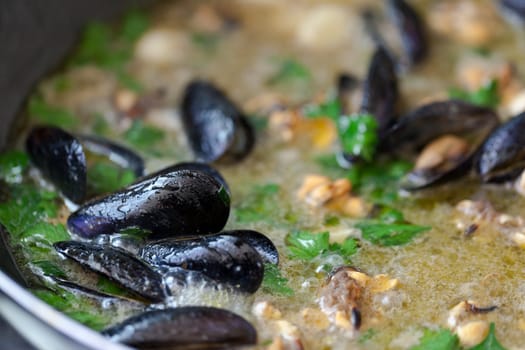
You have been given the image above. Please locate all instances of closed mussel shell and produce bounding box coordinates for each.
[67,169,230,239]
[140,234,264,293]
[221,229,279,265]
[102,306,257,349]
[54,240,167,302]
[181,80,254,163]
[26,126,87,203]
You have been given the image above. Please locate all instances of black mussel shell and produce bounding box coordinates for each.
[221,229,279,265]
[153,162,230,194]
[54,241,167,302]
[500,0,525,24]
[140,234,264,293]
[78,134,145,177]
[67,169,230,239]
[388,0,427,65]
[337,73,359,115]
[102,306,257,349]
[384,100,499,189]
[477,111,525,182]
[181,80,255,163]
[360,46,398,137]
[26,126,87,203]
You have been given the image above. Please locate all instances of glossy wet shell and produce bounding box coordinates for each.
[67,169,230,239]
[388,0,427,65]
[26,126,87,203]
[221,229,279,265]
[101,306,257,349]
[154,162,230,194]
[477,111,525,182]
[54,241,167,302]
[181,80,254,163]
[360,47,398,136]
[78,134,145,177]
[140,234,264,293]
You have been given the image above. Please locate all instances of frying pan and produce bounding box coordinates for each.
[0,1,152,349]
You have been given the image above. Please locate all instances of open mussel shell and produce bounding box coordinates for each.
[54,240,168,302]
[101,306,257,349]
[78,134,145,177]
[387,0,427,65]
[360,46,398,137]
[140,234,264,293]
[181,80,255,163]
[221,229,279,265]
[26,126,87,203]
[477,111,525,182]
[384,100,500,189]
[67,168,230,239]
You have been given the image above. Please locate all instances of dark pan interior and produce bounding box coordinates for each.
[0,1,151,349]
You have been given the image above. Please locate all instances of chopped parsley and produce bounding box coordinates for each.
[338,113,379,162]
[192,32,222,51]
[234,183,294,224]
[449,79,500,108]
[87,162,136,195]
[124,120,165,152]
[28,96,78,128]
[0,151,29,184]
[285,230,359,262]
[357,208,430,246]
[267,58,311,86]
[262,263,294,296]
[410,328,459,350]
[470,323,506,350]
[304,97,341,121]
[69,10,149,91]
[33,289,111,331]
[31,260,68,279]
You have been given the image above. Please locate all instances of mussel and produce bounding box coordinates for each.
[360,46,399,137]
[54,240,167,302]
[477,111,525,182]
[500,0,525,25]
[26,126,87,203]
[26,126,145,203]
[384,100,499,189]
[140,234,264,293]
[387,0,427,65]
[67,168,230,239]
[221,229,279,265]
[181,80,255,163]
[102,306,257,349]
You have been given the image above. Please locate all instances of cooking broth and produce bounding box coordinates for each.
[2,0,525,348]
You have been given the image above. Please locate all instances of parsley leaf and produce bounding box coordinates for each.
[357,208,430,246]
[87,162,136,195]
[285,230,359,261]
[235,183,291,224]
[0,151,29,184]
[28,96,78,128]
[449,79,500,108]
[410,328,460,350]
[305,98,341,121]
[31,260,68,279]
[33,289,111,331]
[338,113,379,162]
[267,59,311,86]
[96,276,132,297]
[124,120,165,151]
[469,323,506,350]
[262,263,294,296]
[357,222,430,246]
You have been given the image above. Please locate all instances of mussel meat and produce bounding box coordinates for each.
[384,100,499,189]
